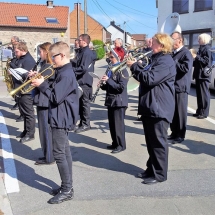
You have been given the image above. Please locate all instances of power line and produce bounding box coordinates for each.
[112,0,157,17]
[103,0,156,30]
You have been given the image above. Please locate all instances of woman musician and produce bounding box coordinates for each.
[100,49,128,153]
[29,42,55,165]
[127,33,176,184]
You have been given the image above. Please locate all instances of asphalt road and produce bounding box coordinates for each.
[0,59,215,215]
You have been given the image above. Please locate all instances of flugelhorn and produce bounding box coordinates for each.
[111,50,153,77]
[9,64,55,96]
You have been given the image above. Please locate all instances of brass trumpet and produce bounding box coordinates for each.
[9,64,55,96]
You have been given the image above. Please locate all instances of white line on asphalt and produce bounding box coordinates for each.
[0,111,20,193]
[188,107,215,125]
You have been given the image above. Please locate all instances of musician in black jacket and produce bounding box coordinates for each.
[71,34,97,133]
[168,32,193,143]
[127,33,176,184]
[193,33,212,119]
[29,42,55,165]
[10,42,36,143]
[32,41,79,204]
[100,50,128,153]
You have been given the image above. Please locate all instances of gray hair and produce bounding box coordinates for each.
[198,33,211,45]
[115,38,123,45]
[11,36,19,42]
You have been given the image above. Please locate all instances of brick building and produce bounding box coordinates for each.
[132,34,147,48]
[0,1,70,60]
[70,3,111,44]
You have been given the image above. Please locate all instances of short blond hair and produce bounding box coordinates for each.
[153,33,173,54]
[198,33,211,45]
[15,42,28,52]
[49,41,70,59]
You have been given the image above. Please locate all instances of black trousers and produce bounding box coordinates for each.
[79,85,92,127]
[170,92,188,138]
[52,128,73,192]
[195,79,210,117]
[37,106,54,163]
[142,117,169,182]
[108,107,126,149]
[19,94,35,136]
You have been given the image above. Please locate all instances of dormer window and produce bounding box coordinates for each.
[46,18,58,23]
[16,16,29,22]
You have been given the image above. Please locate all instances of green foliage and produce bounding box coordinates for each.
[92,39,105,60]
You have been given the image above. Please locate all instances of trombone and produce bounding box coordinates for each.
[9,64,55,96]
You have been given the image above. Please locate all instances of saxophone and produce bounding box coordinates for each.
[3,58,14,95]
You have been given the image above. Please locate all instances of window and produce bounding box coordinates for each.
[194,0,213,11]
[173,0,189,14]
[46,18,58,23]
[16,16,29,22]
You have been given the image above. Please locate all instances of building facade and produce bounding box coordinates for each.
[0,1,70,60]
[157,0,215,49]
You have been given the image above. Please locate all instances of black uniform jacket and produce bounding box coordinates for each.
[33,61,55,107]
[38,63,79,130]
[172,46,193,93]
[71,46,96,87]
[193,44,212,81]
[100,67,129,108]
[9,52,36,92]
[130,52,176,123]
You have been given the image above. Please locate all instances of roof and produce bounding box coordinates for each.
[132,34,147,40]
[0,2,69,29]
[107,21,132,36]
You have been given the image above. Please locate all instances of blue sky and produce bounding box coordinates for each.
[6,0,158,37]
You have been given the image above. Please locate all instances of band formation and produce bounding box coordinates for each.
[1,30,213,204]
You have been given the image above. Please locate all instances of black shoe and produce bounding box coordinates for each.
[142,177,159,185]
[11,103,19,110]
[107,145,115,150]
[197,115,207,119]
[20,135,35,143]
[193,113,199,117]
[75,125,91,133]
[16,115,24,122]
[167,133,177,140]
[16,131,27,138]
[50,187,61,196]
[34,160,55,165]
[172,137,184,144]
[136,171,153,179]
[38,157,46,160]
[48,188,74,204]
[111,146,124,154]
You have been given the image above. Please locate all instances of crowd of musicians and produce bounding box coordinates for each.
[4,31,213,204]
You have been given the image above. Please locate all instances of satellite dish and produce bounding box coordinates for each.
[160,12,181,35]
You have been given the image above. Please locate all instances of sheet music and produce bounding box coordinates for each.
[14,68,29,75]
[8,68,23,81]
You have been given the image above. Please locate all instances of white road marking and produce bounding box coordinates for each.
[188,107,215,125]
[0,112,20,193]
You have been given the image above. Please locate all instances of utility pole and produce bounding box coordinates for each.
[123,21,126,48]
[77,2,80,37]
[84,0,87,34]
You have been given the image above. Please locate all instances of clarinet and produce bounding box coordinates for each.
[32,58,41,71]
[91,64,111,103]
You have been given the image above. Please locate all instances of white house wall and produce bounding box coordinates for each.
[157,0,215,46]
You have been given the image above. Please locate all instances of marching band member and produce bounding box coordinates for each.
[127,33,176,184]
[192,33,212,119]
[100,50,128,153]
[168,32,193,144]
[10,42,36,143]
[31,41,79,204]
[71,34,96,133]
[29,42,55,165]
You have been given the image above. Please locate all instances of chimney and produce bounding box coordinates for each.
[47,1,53,8]
[74,3,81,10]
[110,21,115,25]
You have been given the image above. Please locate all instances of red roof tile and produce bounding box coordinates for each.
[0,2,69,29]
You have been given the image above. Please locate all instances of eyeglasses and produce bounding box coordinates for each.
[51,53,61,60]
[172,38,180,41]
[109,56,114,59]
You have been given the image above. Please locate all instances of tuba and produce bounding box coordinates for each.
[3,58,14,95]
[9,64,55,97]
